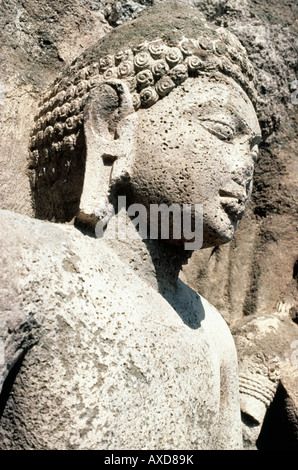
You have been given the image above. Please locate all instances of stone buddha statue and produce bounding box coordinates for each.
[0,1,261,449]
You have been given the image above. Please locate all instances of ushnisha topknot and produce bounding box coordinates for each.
[28,1,258,221]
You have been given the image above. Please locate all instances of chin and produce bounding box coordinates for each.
[201,220,237,249]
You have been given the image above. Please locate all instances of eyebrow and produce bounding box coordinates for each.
[226,105,261,137]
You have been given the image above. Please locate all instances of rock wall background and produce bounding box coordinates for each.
[0,0,112,216]
[0,0,297,449]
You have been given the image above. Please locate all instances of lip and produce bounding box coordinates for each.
[220,197,247,221]
[219,182,250,222]
[219,188,246,202]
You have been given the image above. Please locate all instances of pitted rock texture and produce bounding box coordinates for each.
[181,0,298,326]
[0,210,242,450]
[28,1,257,222]
[1,0,296,322]
[0,0,111,217]
[232,313,298,449]
[0,0,297,450]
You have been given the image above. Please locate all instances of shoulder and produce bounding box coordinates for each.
[176,279,238,359]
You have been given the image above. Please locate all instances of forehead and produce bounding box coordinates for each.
[139,76,261,137]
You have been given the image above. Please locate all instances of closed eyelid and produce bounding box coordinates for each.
[187,104,260,141]
[199,116,234,127]
[198,114,250,139]
[196,112,235,128]
[198,120,235,143]
[190,104,245,128]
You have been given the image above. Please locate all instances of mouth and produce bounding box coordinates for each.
[219,188,246,202]
[219,180,252,222]
[220,197,247,221]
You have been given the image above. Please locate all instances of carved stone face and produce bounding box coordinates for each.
[130,76,261,248]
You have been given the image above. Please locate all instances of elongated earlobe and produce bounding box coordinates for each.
[77,79,137,230]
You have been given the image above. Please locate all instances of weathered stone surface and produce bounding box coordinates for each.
[1,0,295,324]
[232,313,298,449]
[181,0,298,325]
[0,210,241,450]
[0,0,111,217]
[0,0,297,450]
[0,231,39,393]
[179,0,298,448]
[0,2,263,449]
[27,0,258,224]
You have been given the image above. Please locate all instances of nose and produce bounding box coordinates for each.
[231,137,254,175]
[229,142,255,197]
[231,163,254,187]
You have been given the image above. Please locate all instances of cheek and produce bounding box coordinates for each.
[183,135,236,199]
[133,119,239,206]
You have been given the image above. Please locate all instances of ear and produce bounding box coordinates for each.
[78,79,137,224]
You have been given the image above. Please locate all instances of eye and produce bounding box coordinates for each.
[200,120,235,142]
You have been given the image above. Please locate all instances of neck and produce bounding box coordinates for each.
[102,208,190,294]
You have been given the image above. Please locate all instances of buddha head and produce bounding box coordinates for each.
[28,1,261,249]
